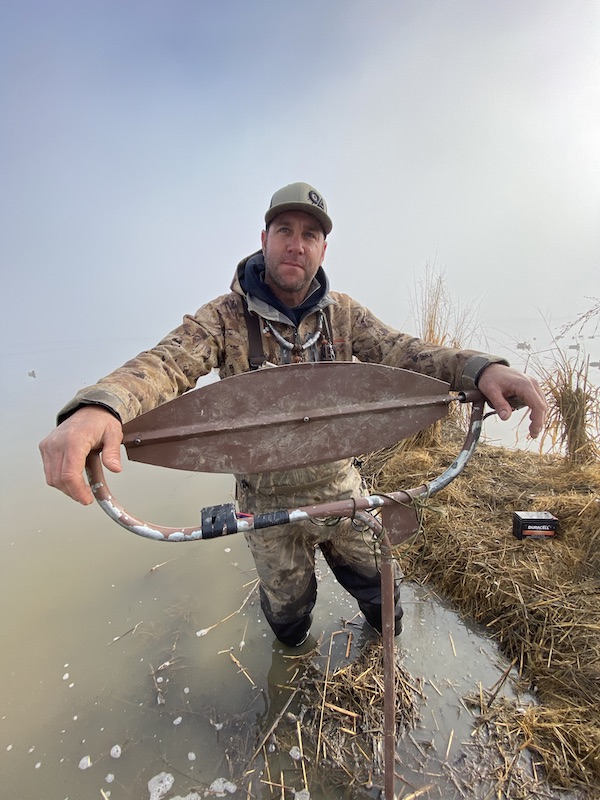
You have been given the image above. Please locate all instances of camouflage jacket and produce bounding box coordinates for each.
[59,253,507,499]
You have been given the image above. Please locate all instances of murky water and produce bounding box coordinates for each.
[0,347,561,800]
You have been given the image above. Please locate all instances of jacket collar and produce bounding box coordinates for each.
[231,251,335,326]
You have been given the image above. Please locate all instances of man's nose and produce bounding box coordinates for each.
[286,232,304,252]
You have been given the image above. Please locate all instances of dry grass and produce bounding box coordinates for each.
[537,351,600,464]
[373,425,600,794]
[410,265,481,352]
[516,299,600,461]
[295,640,420,789]
[406,265,483,448]
[219,635,421,799]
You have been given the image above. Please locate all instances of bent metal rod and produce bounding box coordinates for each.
[85,390,484,543]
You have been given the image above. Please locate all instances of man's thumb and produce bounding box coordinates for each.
[101,432,123,473]
[497,405,511,421]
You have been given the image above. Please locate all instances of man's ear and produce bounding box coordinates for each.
[261,228,267,253]
[321,240,328,262]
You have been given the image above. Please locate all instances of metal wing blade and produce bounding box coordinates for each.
[122,362,452,473]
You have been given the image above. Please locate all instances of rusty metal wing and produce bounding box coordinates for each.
[121,362,452,474]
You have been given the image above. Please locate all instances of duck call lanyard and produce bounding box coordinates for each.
[243,303,334,368]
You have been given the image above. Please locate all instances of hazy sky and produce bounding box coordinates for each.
[2,0,599,390]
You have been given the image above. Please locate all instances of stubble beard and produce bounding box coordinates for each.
[264,249,311,299]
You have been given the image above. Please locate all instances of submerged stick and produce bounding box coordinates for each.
[248,689,300,765]
[229,653,256,688]
[107,620,143,646]
[296,719,309,791]
[196,580,259,637]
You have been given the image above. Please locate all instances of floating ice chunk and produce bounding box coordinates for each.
[187,752,196,761]
[35,762,41,769]
[62,673,69,681]
[294,790,310,800]
[148,771,174,800]
[195,628,209,637]
[289,745,301,760]
[173,716,182,725]
[110,744,122,758]
[208,777,237,795]
[78,755,92,770]
[105,773,115,783]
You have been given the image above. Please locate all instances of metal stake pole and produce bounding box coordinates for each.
[381,533,397,800]
[355,511,397,800]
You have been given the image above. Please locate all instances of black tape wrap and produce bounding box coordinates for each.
[201,503,238,538]
[253,510,290,530]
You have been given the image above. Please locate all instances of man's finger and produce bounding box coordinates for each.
[57,446,96,504]
[527,399,547,439]
[61,473,95,505]
[483,385,513,420]
[477,365,548,440]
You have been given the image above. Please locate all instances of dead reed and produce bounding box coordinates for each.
[197,630,420,799]
[405,265,484,448]
[537,350,600,464]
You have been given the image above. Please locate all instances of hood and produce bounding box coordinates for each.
[230,251,335,326]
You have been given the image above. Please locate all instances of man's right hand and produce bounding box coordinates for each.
[39,406,123,505]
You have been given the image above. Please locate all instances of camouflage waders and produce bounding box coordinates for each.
[237,460,403,646]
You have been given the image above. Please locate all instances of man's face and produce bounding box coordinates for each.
[261,210,327,307]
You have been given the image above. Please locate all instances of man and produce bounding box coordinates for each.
[40,182,547,647]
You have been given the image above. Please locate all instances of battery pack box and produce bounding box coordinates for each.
[513,511,558,540]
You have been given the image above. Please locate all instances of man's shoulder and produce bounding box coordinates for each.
[190,290,242,318]
[327,290,365,312]
[328,289,356,303]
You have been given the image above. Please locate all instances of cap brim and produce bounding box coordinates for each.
[265,202,332,235]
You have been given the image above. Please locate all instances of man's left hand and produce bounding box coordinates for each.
[476,363,547,438]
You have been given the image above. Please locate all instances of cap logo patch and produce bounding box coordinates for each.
[308,190,325,210]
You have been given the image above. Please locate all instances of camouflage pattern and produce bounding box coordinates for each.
[237,462,403,644]
[57,253,506,642]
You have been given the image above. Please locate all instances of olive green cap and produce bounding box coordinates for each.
[265,182,332,235]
